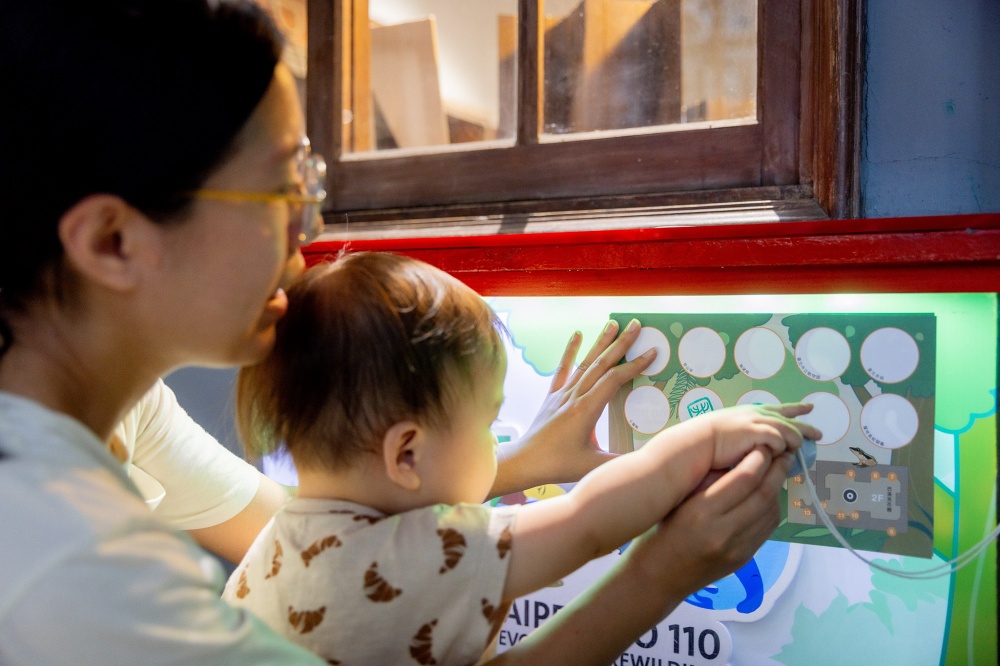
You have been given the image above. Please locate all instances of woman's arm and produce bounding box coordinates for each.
[485,449,791,665]
[186,473,293,562]
[125,379,295,563]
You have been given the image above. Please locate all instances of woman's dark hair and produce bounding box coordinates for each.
[236,252,508,472]
[0,0,284,352]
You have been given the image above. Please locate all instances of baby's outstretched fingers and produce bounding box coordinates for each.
[748,420,798,456]
[762,403,822,451]
[770,402,814,418]
[766,404,823,448]
[788,417,823,447]
[707,403,821,470]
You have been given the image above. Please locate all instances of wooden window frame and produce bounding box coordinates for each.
[306,0,863,238]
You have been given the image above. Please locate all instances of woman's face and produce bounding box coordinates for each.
[150,64,309,370]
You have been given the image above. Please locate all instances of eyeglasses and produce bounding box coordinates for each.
[191,137,327,245]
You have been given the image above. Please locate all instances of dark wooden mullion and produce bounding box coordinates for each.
[516,0,543,146]
[307,0,340,161]
[810,0,864,219]
[759,0,802,186]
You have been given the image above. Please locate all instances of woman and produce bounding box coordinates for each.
[0,1,790,663]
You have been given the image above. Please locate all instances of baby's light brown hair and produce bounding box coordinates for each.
[236,251,506,472]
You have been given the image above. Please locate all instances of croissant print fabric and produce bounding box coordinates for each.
[223,499,517,665]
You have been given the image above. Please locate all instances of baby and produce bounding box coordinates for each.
[223,251,818,665]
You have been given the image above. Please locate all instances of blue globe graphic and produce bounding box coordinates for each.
[685,540,791,614]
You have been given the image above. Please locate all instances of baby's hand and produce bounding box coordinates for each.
[708,403,822,470]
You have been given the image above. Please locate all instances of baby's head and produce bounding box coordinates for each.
[237,251,507,501]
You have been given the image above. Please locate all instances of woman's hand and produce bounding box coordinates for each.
[490,319,655,498]
[627,447,791,605]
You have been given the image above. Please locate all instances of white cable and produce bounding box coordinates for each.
[795,447,1000,580]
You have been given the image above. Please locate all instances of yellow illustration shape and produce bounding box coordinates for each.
[524,484,566,501]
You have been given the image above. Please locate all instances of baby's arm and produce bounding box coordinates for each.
[486,449,790,666]
[500,402,820,601]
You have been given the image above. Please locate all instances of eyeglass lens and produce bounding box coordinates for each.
[298,143,327,244]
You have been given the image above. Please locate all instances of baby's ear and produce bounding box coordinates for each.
[382,421,424,492]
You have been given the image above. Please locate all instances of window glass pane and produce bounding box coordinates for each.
[681,0,757,123]
[541,0,756,136]
[347,0,518,154]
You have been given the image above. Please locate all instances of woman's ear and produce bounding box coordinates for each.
[382,421,424,492]
[57,194,150,291]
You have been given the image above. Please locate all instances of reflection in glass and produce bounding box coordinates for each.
[541,0,756,136]
[681,0,757,123]
[347,0,518,153]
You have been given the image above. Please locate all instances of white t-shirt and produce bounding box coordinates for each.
[114,378,261,529]
[225,498,518,666]
[0,391,324,665]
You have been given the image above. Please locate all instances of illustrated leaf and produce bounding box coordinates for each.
[668,371,697,421]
